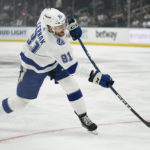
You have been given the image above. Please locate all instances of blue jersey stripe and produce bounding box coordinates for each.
[20,52,57,71]
[66,62,78,74]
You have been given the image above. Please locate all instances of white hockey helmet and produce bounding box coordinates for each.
[42,8,66,27]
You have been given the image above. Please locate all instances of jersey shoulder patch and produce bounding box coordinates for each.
[57,38,65,46]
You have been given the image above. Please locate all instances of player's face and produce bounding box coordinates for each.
[54,23,66,37]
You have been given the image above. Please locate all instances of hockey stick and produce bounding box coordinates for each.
[78,38,150,128]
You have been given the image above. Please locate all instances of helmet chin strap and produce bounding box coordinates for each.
[52,26,56,34]
[47,25,56,34]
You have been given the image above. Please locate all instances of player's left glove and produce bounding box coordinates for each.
[68,17,82,40]
[88,70,114,88]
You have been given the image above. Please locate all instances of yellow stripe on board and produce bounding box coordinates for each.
[70,41,150,48]
[0,39,26,42]
[0,39,150,48]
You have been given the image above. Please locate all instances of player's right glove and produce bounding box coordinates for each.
[88,70,114,88]
[68,17,82,41]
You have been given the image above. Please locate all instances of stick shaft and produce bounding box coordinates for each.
[78,38,100,71]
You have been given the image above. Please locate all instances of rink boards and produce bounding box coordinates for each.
[0,27,150,47]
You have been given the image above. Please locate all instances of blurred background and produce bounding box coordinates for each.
[0,0,150,28]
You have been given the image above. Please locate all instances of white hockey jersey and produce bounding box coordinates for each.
[20,10,77,74]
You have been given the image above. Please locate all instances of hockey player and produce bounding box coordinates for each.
[0,8,114,133]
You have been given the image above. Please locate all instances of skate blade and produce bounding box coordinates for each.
[88,129,98,135]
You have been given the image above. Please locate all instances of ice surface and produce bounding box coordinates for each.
[0,42,150,150]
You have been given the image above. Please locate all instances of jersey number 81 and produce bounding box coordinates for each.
[61,52,73,63]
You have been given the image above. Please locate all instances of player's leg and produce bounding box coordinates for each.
[58,76,97,132]
[0,66,48,115]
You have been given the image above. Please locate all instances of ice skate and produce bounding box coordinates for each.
[76,112,98,134]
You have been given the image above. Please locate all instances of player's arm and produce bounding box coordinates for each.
[68,18,114,88]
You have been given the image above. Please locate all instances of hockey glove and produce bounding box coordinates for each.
[68,17,82,40]
[89,70,114,88]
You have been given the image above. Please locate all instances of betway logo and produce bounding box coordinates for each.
[96,30,117,41]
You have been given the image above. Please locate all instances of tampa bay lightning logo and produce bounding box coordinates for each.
[58,14,62,19]
[57,38,65,45]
